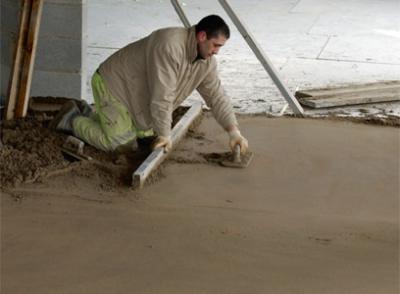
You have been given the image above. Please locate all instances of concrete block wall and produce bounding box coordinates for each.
[1,0,21,106]
[32,0,87,99]
[0,0,86,108]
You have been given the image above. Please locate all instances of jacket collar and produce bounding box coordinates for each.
[188,26,207,64]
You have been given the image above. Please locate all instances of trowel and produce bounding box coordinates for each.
[61,136,92,161]
[220,145,253,168]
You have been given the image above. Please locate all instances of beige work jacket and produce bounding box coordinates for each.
[99,26,237,137]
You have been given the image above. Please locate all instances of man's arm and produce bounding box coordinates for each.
[197,58,248,153]
[146,41,181,151]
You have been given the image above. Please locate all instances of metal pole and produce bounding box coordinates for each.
[218,0,304,115]
[171,0,191,28]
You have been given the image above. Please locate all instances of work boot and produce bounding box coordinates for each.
[49,101,81,134]
[76,99,94,117]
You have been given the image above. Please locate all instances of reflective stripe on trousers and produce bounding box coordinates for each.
[73,72,153,151]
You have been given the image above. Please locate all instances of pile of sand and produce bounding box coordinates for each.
[0,114,155,189]
[0,118,68,187]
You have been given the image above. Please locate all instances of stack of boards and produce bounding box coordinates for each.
[295,81,400,109]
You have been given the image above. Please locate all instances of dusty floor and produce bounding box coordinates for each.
[1,115,399,293]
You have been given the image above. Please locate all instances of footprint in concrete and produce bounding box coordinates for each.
[308,236,332,245]
[202,152,254,168]
[169,150,208,164]
[202,152,232,165]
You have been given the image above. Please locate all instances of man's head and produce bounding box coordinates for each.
[195,15,230,59]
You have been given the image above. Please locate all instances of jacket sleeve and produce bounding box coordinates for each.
[146,41,181,138]
[197,58,238,130]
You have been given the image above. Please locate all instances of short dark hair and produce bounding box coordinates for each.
[195,15,230,39]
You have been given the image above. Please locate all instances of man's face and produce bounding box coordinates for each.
[196,31,227,59]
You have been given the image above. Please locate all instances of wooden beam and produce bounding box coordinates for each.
[296,81,400,108]
[15,0,44,118]
[132,102,202,189]
[296,81,400,99]
[299,89,400,108]
[5,0,32,120]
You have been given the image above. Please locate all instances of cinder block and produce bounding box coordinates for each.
[0,1,21,35]
[2,0,22,6]
[45,0,84,5]
[1,0,87,100]
[35,36,83,72]
[31,70,83,98]
[0,32,17,66]
[1,0,20,102]
[1,64,11,101]
[40,2,82,38]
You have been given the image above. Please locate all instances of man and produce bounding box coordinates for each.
[51,15,248,154]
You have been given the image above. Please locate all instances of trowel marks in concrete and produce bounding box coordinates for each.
[202,151,253,168]
[2,116,399,294]
[202,152,232,164]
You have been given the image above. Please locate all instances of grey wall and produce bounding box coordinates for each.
[32,0,87,99]
[1,0,21,106]
[0,0,86,108]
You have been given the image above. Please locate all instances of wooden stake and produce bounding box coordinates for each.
[15,0,44,118]
[5,0,32,120]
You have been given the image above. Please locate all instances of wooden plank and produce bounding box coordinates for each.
[132,102,202,189]
[296,81,400,99]
[15,0,44,118]
[5,0,32,120]
[300,88,400,108]
[302,87,400,101]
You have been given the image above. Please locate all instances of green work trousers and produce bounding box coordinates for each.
[73,72,153,151]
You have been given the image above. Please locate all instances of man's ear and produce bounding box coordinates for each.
[197,31,207,42]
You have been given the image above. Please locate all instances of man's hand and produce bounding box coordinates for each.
[152,136,172,153]
[228,128,248,154]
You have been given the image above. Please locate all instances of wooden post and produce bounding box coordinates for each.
[5,0,32,120]
[15,0,44,118]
